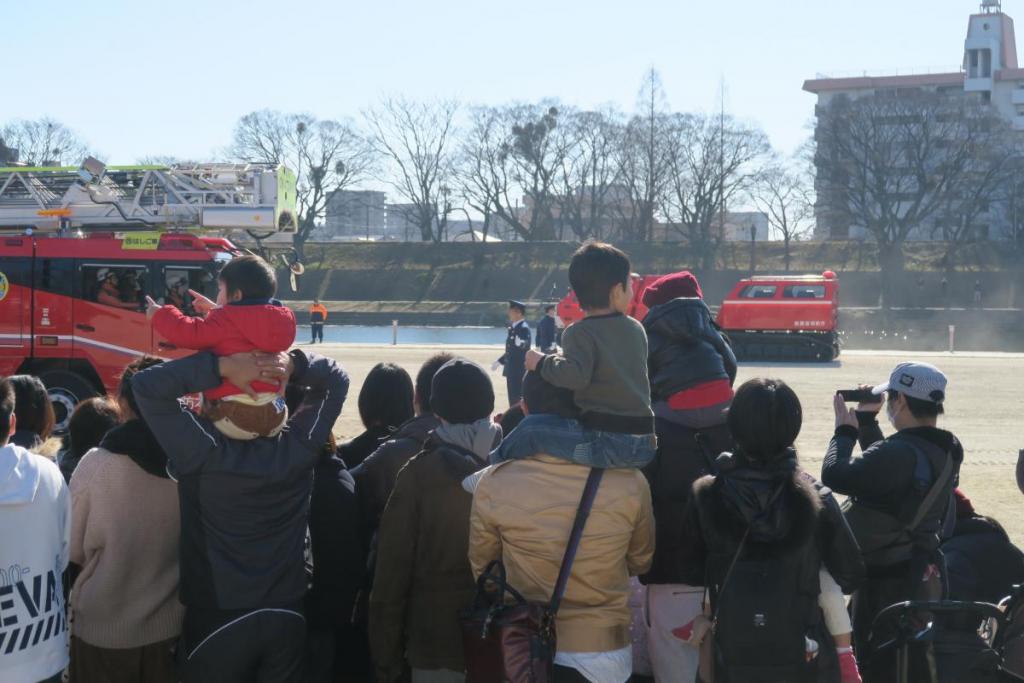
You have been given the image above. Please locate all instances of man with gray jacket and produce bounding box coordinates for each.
[133,349,348,683]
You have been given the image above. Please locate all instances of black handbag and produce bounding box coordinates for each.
[461,468,604,683]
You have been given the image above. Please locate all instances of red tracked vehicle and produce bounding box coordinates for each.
[556,271,841,362]
[716,271,840,362]
[556,274,660,328]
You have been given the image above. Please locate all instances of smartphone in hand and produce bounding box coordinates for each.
[838,388,877,403]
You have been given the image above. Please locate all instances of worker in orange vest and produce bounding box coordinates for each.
[310,298,328,344]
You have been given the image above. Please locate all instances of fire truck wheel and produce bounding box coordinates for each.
[39,371,99,435]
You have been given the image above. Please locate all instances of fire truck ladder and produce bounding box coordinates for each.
[0,158,297,232]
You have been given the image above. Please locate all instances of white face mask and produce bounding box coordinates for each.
[886,398,899,426]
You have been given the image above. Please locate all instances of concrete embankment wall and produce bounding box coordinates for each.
[277,241,1024,351]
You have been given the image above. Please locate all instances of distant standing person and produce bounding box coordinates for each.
[974,280,983,309]
[536,304,558,353]
[310,297,328,344]
[916,275,925,308]
[941,276,949,309]
[494,300,531,406]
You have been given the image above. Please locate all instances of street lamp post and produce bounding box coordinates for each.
[749,223,757,274]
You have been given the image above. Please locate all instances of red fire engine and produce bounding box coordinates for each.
[0,158,297,430]
[557,271,841,362]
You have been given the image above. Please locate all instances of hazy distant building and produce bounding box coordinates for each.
[804,0,1024,241]
[323,190,387,240]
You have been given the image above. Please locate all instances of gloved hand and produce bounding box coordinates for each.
[837,647,862,683]
[490,361,501,372]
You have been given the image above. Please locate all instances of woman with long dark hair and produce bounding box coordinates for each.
[678,378,865,683]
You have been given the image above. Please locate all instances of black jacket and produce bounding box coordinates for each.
[307,450,366,629]
[133,350,349,610]
[943,516,1024,605]
[643,298,737,401]
[352,413,439,541]
[822,415,963,532]
[536,315,557,352]
[680,451,865,594]
[642,418,733,584]
[337,424,393,470]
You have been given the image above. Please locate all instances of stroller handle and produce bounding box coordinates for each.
[870,600,1004,644]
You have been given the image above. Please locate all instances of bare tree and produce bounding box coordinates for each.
[457,106,509,244]
[0,118,88,166]
[558,108,625,240]
[662,113,771,270]
[614,70,674,242]
[500,102,573,241]
[0,135,17,164]
[751,159,814,271]
[365,98,458,242]
[229,110,374,256]
[815,90,1017,306]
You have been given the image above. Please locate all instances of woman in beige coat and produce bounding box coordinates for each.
[68,357,184,683]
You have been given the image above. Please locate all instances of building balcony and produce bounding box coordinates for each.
[964,77,994,92]
[1012,88,1024,105]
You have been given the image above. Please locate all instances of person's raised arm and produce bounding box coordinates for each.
[535,325,595,390]
[853,389,886,450]
[821,393,908,498]
[133,351,289,475]
[149,300,228,351]
[285,350,349,453]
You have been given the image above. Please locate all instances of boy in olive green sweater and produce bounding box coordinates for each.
[494,241,655,468]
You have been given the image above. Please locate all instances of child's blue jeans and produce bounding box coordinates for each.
[491,414,656,469]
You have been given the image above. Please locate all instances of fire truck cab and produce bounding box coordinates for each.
[0,233,239,430]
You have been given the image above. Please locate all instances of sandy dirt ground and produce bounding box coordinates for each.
[310,343,1024,544]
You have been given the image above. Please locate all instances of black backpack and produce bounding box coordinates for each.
[708,485,832,682]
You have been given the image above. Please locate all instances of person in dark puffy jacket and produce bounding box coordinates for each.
[642,271,737,430]
[637,271,738,682]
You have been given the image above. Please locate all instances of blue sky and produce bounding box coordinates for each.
[3,0,986,164]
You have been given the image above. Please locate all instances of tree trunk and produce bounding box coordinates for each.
[877,242,905,310]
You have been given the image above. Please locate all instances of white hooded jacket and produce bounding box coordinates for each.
[0,443,70,683]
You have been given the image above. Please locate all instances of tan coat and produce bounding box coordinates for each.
[69,447,183,649]
[469,455,655,654]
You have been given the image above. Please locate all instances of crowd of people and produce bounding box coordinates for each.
[2,243,1023,683]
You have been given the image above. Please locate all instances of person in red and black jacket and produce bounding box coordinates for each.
[637,270,738,683]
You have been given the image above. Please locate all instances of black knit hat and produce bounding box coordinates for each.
[430,358,495,424]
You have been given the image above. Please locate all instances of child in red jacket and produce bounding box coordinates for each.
[146,255,297,440]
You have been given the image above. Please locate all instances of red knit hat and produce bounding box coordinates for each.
[641,271,704,307]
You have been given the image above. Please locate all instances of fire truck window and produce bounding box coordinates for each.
[163,268,216,316]
[783,285,826,299]
[83,266,147,311]
[740,285,777,299]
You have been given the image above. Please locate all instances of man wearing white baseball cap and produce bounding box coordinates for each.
[823,361,963,683]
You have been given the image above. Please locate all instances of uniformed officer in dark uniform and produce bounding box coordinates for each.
[535,304,558,353]
[494,300,531,406]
